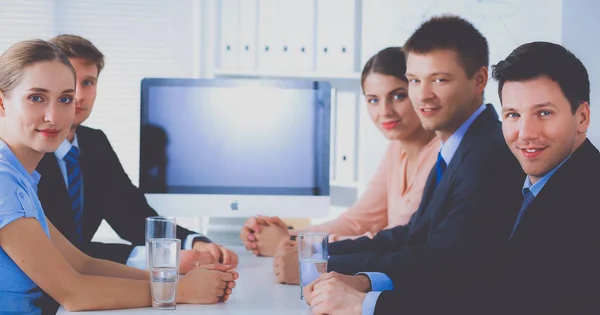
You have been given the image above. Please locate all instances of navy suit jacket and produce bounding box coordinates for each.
[36,126,210,315]
[37,126,208,263]
[482,138,600,314]
[326,105,525,313]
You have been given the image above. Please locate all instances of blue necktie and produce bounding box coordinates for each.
[509,189,535,240]
[64,146,83,244]
[436,152,447,186]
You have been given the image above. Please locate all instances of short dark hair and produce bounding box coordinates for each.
[492,41,589,113]
[402,15,489,78]
[49,34,105,75]
[361,47,407,91]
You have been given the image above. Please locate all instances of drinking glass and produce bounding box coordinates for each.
[146,216,177,269]
[298,232,329,300]
[146,216,177,244]
[148,238,181,310]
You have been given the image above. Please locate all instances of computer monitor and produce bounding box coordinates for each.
[139,78,331,218]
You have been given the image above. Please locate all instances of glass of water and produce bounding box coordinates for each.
[146,216,176,269]
[148,238,181,310]
[146,216,177,244]
[298,232,329,300]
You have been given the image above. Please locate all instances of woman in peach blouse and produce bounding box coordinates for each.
[240,47,439,256]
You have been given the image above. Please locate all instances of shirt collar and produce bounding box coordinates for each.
[522,154,572,197]
[54,133,79,160]
[440,104,487,165]
[0,139,41,186]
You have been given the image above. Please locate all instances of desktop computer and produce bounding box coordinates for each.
[139,78,331,219]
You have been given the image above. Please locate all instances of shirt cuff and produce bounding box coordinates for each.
[184,234,211,249]
[126,245,147,270]
[356,272,394,292]
[362,291,382,315]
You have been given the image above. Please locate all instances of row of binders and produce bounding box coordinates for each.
[218,0,359,73]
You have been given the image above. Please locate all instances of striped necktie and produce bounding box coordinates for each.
[64,146,83,244]
[509,189,535,240]
[436,151,447,186]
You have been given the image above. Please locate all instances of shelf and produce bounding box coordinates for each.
[213,68,361,81]
[330,180,361,189]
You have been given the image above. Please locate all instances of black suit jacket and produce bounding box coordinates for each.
[326,105,525,313]
[482,139,600,315]
[37,126,209,263]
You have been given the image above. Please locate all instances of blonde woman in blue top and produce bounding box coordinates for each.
[0,40,238,314]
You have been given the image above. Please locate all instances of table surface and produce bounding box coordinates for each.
[57,246,313,315]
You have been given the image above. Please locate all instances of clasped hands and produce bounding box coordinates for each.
[177,241,240,303]
[302,271,370,315]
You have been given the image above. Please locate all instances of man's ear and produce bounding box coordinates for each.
[0,92,7,118]
[576,101,591,134]
[474,66,488,94]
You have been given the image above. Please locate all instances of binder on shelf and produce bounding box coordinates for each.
[218,0,240,70]
[315,0,357,73]
[333,90,358,182]
[257,0,282,71]
[237,0,259,71]
[278,0,316,72]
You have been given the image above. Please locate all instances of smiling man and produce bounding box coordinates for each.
[490,41,600,314]
[298,16,525,315]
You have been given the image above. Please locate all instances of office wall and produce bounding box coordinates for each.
[562,0,600,146]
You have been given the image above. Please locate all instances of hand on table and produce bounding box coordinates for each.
[192,241,239,268]
[177,263,239,304]
[302,272,371,305]
[273,239,300,284]
[240,216,290,256]
[303,272,366,315]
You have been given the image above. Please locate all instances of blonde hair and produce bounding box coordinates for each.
[0,39,76,96]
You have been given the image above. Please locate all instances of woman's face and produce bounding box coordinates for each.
[0,60,75,154]
[363,73,423,141]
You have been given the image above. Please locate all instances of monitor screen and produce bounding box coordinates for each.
[139,78,331,217]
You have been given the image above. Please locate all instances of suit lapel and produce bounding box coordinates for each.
[409,105,499,234]
[409,167,436,229]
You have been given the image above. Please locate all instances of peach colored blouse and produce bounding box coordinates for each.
[303,137,439,241]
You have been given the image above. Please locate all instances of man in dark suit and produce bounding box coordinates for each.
[291,16,524,315]
[37,35,238,267]
[306,41,600,315]
[484,41,600,314]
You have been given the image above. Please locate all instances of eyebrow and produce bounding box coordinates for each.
[365,87,407,98]
[533,102,556,109]
[405,72,453,77]
[27,87,75,94]
[82,75,98,82]
[502,102,557,112]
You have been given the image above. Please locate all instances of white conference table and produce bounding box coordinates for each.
[57,247,313,315]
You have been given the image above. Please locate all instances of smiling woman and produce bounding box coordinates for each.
[0,39,77,313]
[0,40,76,171]
[240,47,440,263]
[0,39,240,314]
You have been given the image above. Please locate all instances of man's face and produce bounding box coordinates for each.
[406,49,487,141]
[501,75,589,183]
[69,58,98,128]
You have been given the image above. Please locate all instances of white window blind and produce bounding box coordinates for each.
[53,0,202,185]
[0,1,55,53]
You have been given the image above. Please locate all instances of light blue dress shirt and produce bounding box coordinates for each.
[522,154,571,197]
[361,104,488,315]
[54,137,203,269]
[0,139,50,314]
